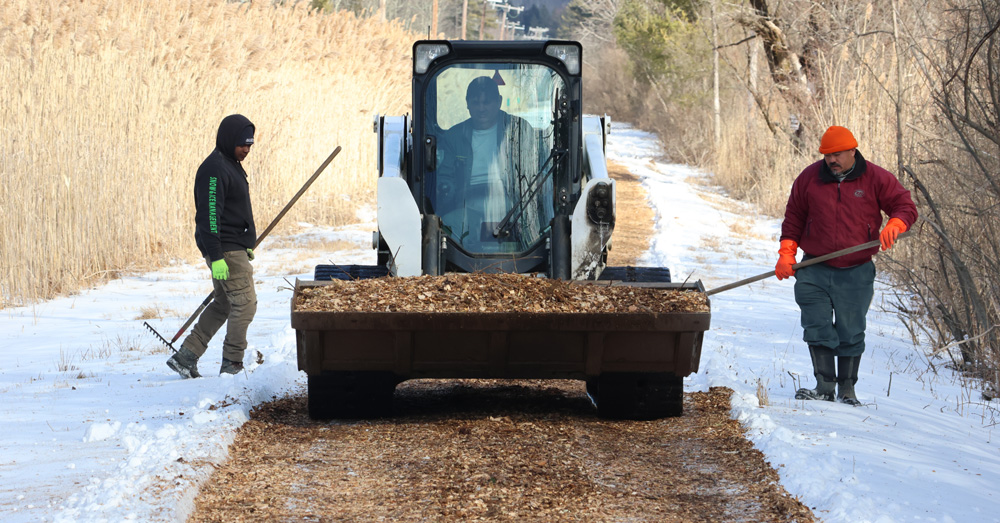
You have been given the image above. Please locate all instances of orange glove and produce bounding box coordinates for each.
[775,239,798,280]
[879,217,907,251]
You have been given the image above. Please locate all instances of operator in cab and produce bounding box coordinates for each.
[435,75,549,253]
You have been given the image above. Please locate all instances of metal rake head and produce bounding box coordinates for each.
[143,321,177,353]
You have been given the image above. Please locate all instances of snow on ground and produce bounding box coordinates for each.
[2,124,998,522]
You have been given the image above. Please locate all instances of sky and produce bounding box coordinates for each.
[2,124,998,522]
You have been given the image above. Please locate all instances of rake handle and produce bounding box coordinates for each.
[168,146,342,344]
[704,231,912,297]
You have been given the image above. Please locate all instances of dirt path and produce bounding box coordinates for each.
[187,160,813,521]
[188,381,813,522]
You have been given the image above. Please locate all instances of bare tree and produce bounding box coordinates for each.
[888,0,1000,387]
[561,0,625,46]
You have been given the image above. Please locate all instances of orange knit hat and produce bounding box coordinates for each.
[819,126,858,154]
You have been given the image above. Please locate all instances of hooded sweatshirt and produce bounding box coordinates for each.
[194,114,256,261]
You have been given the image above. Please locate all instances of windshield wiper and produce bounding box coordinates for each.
[493,148,565,239]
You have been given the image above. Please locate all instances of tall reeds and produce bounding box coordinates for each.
[0,0,415,307]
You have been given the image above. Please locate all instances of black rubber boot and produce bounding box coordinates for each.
[795,346,836,401]
[220,358,244,376]
[166,347,202,379]
[837,355,862,406]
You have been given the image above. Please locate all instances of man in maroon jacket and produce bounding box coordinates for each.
[776,126,917,405]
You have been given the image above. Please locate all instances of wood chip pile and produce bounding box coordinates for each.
[188,384,815,522]
[295,273,709,314]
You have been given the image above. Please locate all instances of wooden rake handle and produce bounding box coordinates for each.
[704,231,912,297]
[168,146,343,344]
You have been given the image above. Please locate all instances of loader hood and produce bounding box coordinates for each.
[216,114,255,162]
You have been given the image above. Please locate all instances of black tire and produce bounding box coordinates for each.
[307,371,398,419]
[313,264,389,281]
[593,372,683,419]
[598,266,672,283]
[585,378,600,403]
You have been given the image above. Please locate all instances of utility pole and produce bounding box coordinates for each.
[379,0,386,22]
[505,21,524,40]
[431,0,438,37]
[526,27,549,39]
[461,0,469,40]
[490,2,522,40]
[480,1,487,39]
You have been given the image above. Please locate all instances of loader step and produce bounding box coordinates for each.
[314,264,389,281]
[598,266,672,283]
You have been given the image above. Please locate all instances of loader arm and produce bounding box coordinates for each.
[571,115,615,280]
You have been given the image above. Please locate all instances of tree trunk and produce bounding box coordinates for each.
[431,0,438,37]
[712,2,721,146]
[743,0,809,90]
[480,2,487,40]
[461,0,468,40]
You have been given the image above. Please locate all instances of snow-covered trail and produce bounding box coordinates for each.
[1,225,378,522]
[1,124,998,522]
[609,126,1000,523]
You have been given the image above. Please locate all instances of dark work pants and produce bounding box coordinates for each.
[180,250,257,362]
[793,261,875,357]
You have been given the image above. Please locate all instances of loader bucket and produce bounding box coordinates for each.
[292,279,710,420]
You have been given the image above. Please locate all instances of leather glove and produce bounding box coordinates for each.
[775,239,798,280]
[211,259,229,280]
[879,217,907,251]
[247,248,254,261]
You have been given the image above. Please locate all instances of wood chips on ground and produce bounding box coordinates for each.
[295,273,708,314]
[185,156,812,522]
[606,160,654,266]
[188,382,814,522]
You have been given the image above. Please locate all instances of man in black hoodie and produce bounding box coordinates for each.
[167,114,258,378]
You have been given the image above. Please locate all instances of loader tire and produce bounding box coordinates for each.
[313,264,389,281]
[307,371,397,419]
[593,372,683,420]
[598,266,672,283]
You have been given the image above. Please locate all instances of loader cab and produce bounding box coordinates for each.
[411,40,582,275]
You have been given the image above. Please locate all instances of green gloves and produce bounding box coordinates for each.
[211,259,229,280]
[210,249,252,280]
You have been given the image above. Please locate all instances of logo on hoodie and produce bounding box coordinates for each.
[854,189,865,198]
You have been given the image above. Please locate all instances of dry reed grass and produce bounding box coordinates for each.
[0,0,415,307]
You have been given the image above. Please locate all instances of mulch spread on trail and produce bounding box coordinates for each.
[295,273,709,314]
[188,382,814,522]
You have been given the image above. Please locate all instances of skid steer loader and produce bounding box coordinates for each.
[292,40,710,420]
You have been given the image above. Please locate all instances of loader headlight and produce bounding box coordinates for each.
[545,44,580,75]
[586,181,613,225]
[414,43,450,74]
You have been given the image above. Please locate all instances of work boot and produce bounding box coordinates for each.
[220,358,244,375]
[166,347,202,379]
[795,345,836,401]
[837,355,863,406]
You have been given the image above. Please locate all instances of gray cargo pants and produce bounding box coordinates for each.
[180,249,257,362]
[793,260,875,357]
